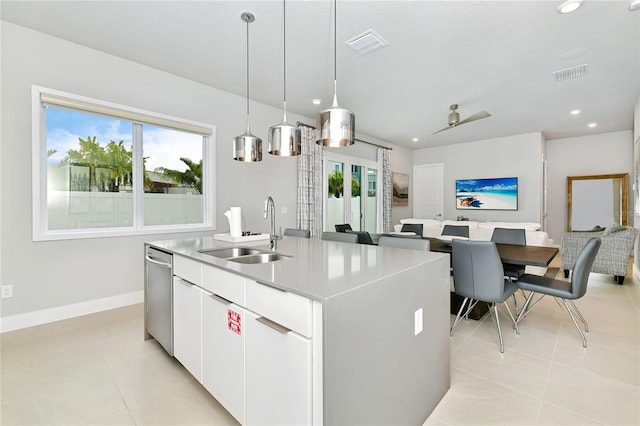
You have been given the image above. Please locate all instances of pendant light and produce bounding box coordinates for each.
[233,12,262,162]
[268,0,301,156]
[316,0,355,147]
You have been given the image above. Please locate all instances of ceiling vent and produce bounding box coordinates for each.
[345,29,388,55]
[554,64,588,82]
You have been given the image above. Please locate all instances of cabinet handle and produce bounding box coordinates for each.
[256,280,286,292]
[256,316,291,334]
[208,293,232,305]
[145,255,172,268]
[174,277,193,287]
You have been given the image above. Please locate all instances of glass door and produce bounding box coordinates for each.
[324,154,380,233]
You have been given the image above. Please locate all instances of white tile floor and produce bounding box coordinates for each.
[1,261,639,425]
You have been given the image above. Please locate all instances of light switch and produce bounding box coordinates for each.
[414,308,423,335]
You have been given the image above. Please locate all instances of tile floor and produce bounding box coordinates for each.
[1,259,639,425]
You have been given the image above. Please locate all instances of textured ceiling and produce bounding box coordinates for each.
[1,0,639,149]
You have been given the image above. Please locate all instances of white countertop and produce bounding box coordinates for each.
[146,235,448,302]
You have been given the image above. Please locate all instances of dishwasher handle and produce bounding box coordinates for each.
[145,255,172,268]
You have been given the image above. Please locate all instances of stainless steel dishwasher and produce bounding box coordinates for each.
[144,245,173,355]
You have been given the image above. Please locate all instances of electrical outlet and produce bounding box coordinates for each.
[1,285,13,299]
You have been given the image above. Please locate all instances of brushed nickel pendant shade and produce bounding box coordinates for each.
[316,0,355,147]
[233,12,262,162]
[268,0,301,156]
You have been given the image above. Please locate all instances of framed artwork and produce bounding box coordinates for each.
[456,177,518,210]
[392,172,409,206]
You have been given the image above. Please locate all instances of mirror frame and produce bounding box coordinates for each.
[567,173,628,232]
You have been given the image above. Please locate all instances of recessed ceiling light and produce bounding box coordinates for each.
[412,138,419,142]
[588,122,597,128]
[311,99,321,105]
[557,0,583,14]
[570,109,581,115]
[630,0,640,11]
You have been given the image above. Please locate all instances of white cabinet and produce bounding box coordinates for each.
[245,310,312,426]
[172,276,202,381]
[202,292,245,424]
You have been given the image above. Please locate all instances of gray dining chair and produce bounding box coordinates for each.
[515,237,601,348]
[399,223,424,238]
[378,236,430,251]
[321,231,358,243]
[442,224,469,238]
[450,239,519,353]
[283,228,310,238]
[491,228,527,280]
[334,224,352,233]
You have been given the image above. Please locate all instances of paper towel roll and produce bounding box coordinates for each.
[229,207,242,237]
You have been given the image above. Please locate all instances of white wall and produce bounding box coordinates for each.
[412,133,545,225]
[0,22,396,321]
[546,130,633,243]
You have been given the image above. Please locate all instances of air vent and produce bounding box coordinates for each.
[345,29,388,55]
[554,64,588,81]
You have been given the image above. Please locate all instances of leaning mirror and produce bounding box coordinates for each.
[567,173,628,232]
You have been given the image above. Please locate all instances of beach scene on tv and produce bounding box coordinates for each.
[456,177,518,210]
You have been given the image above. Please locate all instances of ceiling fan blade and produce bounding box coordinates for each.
[456,111,491,126]
[432,125,455,135]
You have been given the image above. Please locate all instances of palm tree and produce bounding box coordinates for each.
[63,136,106,191]
[155,157,202,194]
[105,140,132,191]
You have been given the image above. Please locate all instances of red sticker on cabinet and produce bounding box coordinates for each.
[228,309,241,335]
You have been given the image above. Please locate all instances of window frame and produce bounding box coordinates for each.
[32,85,216,241]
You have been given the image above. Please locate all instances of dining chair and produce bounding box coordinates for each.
[321,231,358,243]
[400,223,424,238]
[346,230,375,245]
[515,237,601,347]
[283,228,310,238]
[442,224,469,238]
[491,228,526,280]
[378,236,430,251]
[450,239,519,353]
[334,224,352,233]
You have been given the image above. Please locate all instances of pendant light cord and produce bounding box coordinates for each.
[283,0,288,119]
[245,16,250,129]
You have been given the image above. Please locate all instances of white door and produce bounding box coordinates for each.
[245,310,312,425]
[202,293,245,424]
[413,163,444,219]
[172,276,202,381]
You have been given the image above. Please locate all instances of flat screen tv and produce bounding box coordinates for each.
[456,177,518,210]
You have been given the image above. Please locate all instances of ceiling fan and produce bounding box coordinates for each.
[432,104,491,134]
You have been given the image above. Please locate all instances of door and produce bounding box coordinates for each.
[202,293,245,424]
[245,310,312,425]
[413,163,443,219]
[324,154,380,232]
[173,276,202,381]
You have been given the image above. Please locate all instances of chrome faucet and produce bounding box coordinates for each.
[264,196,281,249]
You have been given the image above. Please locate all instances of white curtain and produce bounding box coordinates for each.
[379,147,392,233]
[297,125,323,238]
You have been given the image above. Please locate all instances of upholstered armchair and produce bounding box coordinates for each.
[561,225,638,284]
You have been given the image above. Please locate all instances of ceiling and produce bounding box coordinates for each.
[1,1,639,149]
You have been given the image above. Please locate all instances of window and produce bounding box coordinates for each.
[32,86,215,240]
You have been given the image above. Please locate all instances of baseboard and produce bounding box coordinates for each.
[0,290,144,333]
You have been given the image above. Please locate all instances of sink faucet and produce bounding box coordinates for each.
[264,196,281,249]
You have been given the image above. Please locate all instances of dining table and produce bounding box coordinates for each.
[424,237,559,319]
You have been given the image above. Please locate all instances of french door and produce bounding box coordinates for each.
[323,153,381,233]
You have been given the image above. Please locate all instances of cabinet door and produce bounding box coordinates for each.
[172,276,202,381]
[245,310,312,426]
[202,293,245,424]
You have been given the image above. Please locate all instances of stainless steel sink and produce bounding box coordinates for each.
[199,247,262,258]
[228,253,292,264]
[199,247,292,264]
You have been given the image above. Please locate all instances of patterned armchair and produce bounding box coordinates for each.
[561,226,638,284]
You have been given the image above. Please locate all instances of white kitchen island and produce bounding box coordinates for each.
[145,235,450,425]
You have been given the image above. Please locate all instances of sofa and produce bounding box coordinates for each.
[394,218,553,246]
[560,225,638,285]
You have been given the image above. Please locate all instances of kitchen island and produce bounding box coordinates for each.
[145,235,450,425]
